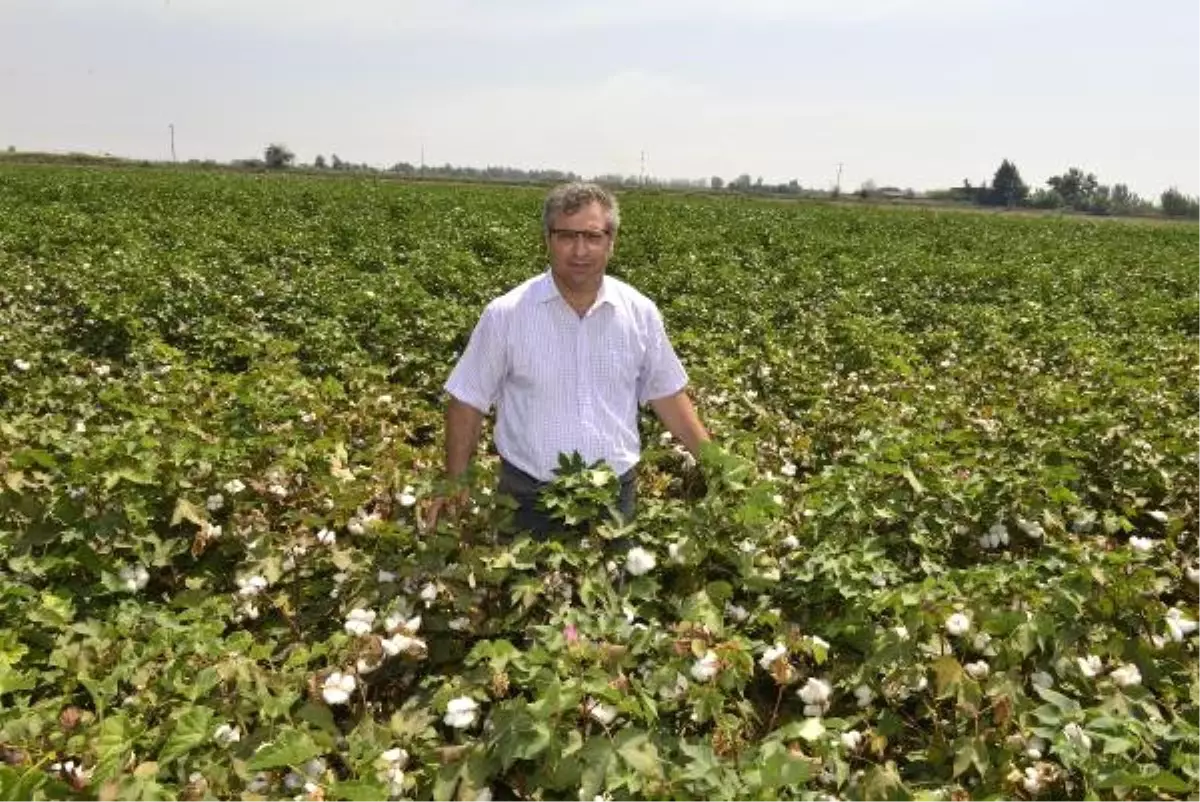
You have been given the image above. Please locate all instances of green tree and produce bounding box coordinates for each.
[1046,168,1098,210]
[314,154,327,169]
[988,159,1028,207]
[263,143,295,169]
[1160,187,1200,219]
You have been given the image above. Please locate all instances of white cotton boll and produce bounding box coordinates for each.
[1110,663,1142,688]
[798,678,832,705]
[1025,735,1046,760]
[1128,536,1156,552]
[420,582,439,605]
[691,650,720,682]
[1016,518,1043,539]
[398,485,417,507]
[224,479,246,495]
[1166,608,1198,641]
[759,643,788,670]
[13,359,30,371]
[317,528,336,546]
[840,730,863,751]
[119,565,150,592]
[381,634,424,657]
[781,462,797,477]
[894,625,910,640]
[625,547,657,576]
[781,534,800,550]
[213,723,241,746]
[321,671,356,705]
[667,541,683,563]
[378,570,397,583]
[588,701,617,726]
[945,613,971,636]
[965,660,990,680]
[854,684,874,708]
[1022,767,1042,794]
[1147,510,1168,523]
[725,602,749,623]
[344,608,377,637]
[1062,722,1092,751]
[379,747,408,767]
[268,484,288,498]
[206,493,225,512]
[443,696,479,729]
[1076,655,1103,678]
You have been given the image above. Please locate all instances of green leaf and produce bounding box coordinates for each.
[158,706,216,765]
[1095,769,1191,793]
[902,466,925,495]
[615,730,663,779]
[247,728,322,770]
[95,714,136,782]
[169,497,207,528]
[331,779,391,801]
[1034,686,1081,715]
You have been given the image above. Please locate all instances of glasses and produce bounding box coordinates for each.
[549,228,611,247]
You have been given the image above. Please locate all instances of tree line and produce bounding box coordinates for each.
[927,159,1199,219]
[255,143,1199,219]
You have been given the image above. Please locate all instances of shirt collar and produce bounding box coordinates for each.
[535,269,614,310]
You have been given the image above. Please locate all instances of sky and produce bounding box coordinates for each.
[3,0,1197,197]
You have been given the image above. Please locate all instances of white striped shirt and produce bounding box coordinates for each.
[445,270,689,481]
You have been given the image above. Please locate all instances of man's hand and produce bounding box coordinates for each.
[422,487,470,534]
[423,396,486,533]
[650,390,710,457]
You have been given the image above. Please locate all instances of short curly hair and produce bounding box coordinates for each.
[542,182,620,237]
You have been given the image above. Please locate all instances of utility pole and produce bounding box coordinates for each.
[640,150,646,186]
[420,144,425,171]
[835,162,843,195]
[169,123,176,162]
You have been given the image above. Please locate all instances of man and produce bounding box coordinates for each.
[428,182,709,536]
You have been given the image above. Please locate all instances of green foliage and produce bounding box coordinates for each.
[0,165,1197,800]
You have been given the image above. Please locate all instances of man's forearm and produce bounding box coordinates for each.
[650,390,710,456]
[445,397,485,479]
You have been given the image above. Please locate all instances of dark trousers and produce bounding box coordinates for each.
[497,459,636,539]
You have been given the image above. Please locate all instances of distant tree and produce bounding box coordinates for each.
[857,179,877,199]
[5,145,13,154]
[1046,167,1098,210]
[988,159,1029,207]
[1161,187,1200,219]
[710,176,725,190]
[731,174,752,190]
[1106,184,1153,216]
[314,154,327,169]
[331,154,344,170]
[263,143,295,169]
[787,179,801,193]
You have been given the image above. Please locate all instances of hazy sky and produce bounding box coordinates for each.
[3,0,1197,196]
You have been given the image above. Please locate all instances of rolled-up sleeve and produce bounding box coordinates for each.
[637,308,689,405]
[445,304,508,413]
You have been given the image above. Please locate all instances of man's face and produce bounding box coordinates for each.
[545,201,615,294]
